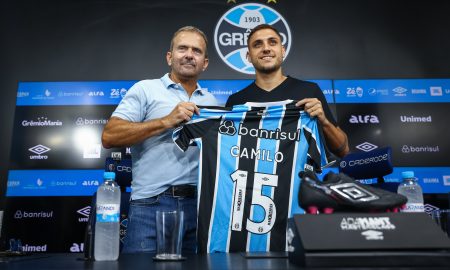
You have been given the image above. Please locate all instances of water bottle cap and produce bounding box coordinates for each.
[401,171,414,179]
[104,172,116,180]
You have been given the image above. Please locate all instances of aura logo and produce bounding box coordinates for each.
[214,3,291,74]
[88,91,104,96]
[29,144,51,159]
[349,115,379,124]
[82,180,99,186]
[219,120,237,136]
[355,142,378,152]
[322,89,340,95]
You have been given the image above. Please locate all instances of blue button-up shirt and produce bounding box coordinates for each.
[112,73,218,200]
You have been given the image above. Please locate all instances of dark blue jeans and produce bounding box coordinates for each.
[121,194,197,253]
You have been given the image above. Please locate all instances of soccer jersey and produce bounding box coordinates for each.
[173,100,331,253]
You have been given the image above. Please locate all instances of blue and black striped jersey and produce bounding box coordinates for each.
[173,100,331,253]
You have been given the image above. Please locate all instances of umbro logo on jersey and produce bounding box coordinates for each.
[330,183,379,202]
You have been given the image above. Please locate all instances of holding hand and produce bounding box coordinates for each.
[161,102,200,128]
[296,98,329,125]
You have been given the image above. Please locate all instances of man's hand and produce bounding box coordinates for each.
[296,98,329,126]
[161,102,200,128]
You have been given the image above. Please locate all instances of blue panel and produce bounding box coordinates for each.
[7,170,104,196]
[384,167,450,194]
[333,79,450,103]
[16,81,136,106]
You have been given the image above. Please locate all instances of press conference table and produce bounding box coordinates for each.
[1,252,450,270]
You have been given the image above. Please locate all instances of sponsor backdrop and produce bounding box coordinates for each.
[2,0,450,252]
[4,78,450,252]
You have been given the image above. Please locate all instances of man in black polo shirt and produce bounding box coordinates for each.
[226,24,349,158]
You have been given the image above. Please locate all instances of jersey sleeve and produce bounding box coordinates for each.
[173,116,220,152]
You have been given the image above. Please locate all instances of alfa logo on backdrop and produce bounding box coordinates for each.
[214,2,291,74]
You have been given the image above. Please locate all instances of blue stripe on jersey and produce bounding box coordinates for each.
[248,105,285,252]
[208,107,246,253]
[290,114,325,216]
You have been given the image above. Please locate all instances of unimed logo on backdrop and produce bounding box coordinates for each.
[22,244,48,252]
[214,3,291,74]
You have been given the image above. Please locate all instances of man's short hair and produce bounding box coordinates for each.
[169,26,208,57]
[247,24,282,47]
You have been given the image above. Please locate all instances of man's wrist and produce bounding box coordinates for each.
[159,117,172,129]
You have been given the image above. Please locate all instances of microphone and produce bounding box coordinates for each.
[339,147,393,183]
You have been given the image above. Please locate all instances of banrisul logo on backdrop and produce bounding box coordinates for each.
[214,3,291,74]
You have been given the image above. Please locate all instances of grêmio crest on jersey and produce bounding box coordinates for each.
[173,100,332,253]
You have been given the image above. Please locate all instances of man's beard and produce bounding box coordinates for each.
[256,63,281,74]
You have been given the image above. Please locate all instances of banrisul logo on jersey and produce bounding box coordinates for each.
[214,3,292,74]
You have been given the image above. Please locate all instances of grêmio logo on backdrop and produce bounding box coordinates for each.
[214,3,291,74]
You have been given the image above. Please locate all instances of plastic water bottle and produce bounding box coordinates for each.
[94,172,121,261]
[397,171,424,212]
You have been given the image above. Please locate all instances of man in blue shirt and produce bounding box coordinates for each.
[102,26,218,253]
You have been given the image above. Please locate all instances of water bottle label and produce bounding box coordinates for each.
[401,203,424,213]
[96,204,120,222]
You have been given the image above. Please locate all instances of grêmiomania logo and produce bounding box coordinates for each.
[214,3,291,74]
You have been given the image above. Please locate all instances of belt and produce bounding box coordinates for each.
[162,185,196,198]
